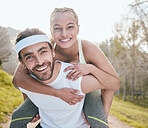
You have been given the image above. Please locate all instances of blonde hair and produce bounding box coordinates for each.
[50,7,79,25]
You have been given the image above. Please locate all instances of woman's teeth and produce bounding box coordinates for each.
[61,39,70,42]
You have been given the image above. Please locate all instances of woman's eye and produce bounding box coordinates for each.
[68,26,74,29]
[54,28,61,31]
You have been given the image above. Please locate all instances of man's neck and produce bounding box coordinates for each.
[39,61,61,85]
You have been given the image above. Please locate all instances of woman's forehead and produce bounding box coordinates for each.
[51,12,77,25]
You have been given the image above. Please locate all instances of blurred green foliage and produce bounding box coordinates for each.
[0,69,23,124]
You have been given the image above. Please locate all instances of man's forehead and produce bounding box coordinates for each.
[21,42,50,55]
[15,35,51,55]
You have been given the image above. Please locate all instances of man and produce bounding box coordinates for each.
[12,28,119,128]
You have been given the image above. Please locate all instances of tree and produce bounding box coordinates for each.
[99,0,148,100]
[129,0,148,51]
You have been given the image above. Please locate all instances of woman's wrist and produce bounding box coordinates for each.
[88,64,96,75]
[52,88,60,98]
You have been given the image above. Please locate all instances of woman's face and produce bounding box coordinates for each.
[50,12,79,49]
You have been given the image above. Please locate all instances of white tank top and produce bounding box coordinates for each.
[78,39,86,64]
[19,62,89,128]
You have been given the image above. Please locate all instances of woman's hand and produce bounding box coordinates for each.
[57,88,84,105]
[64,64,93,80]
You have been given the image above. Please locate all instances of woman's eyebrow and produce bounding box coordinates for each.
[53,24,60,27]
[67,22,75,25]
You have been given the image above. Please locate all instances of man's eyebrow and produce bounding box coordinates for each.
[23,53,33,58]
[37,46,48,52]
[23,47,48,58]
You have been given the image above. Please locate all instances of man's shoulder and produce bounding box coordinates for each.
[57,61,72,69]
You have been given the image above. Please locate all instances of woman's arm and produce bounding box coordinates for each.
[64,40,120,117]
[64,41,119,91]
[83,41,119,90]
[13,63,84,105]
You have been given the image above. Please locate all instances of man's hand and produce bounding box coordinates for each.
[57,88,84,105]
[30,114,40,123]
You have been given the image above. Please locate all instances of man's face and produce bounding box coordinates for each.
[20,42,54,81]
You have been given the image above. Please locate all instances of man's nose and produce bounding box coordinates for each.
[35,55,43,65]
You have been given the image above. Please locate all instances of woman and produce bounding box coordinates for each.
[11,7,119,128]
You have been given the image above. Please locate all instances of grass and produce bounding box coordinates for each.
[0,69,23,124]
[110,96,148,128]
[0,68,148,128]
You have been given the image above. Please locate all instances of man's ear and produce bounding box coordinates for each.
[19,58,25,66]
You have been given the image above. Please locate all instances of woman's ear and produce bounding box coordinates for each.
[50,37,55,46]
[77,25,80,35]
[52,47,55,58]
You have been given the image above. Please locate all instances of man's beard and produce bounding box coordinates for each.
[27,60,55,81]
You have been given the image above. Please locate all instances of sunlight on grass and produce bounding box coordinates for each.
[110,96,148,128]
[0,69,23,123]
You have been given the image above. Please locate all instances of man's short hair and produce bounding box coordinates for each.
[15,28,52,60]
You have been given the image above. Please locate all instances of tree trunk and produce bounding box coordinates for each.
[124,75,127,101]
[131,67,135,101]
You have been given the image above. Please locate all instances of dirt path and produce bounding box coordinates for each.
[108,114,135,128]
[0,116,11,128]
[0,114,135,128]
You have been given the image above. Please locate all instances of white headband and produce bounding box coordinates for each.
[15,35,51,54]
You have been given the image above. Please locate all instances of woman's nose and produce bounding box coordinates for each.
[61,29,68,37]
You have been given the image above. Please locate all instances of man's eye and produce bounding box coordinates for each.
[41,50,47,54]
[26,56,32,60]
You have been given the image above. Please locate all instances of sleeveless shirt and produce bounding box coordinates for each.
[19,61,89,128]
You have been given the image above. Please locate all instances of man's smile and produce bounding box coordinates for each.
[36,65,48,72]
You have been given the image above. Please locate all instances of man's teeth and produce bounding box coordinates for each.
[61,39,70,42]
[36,66,47,71]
